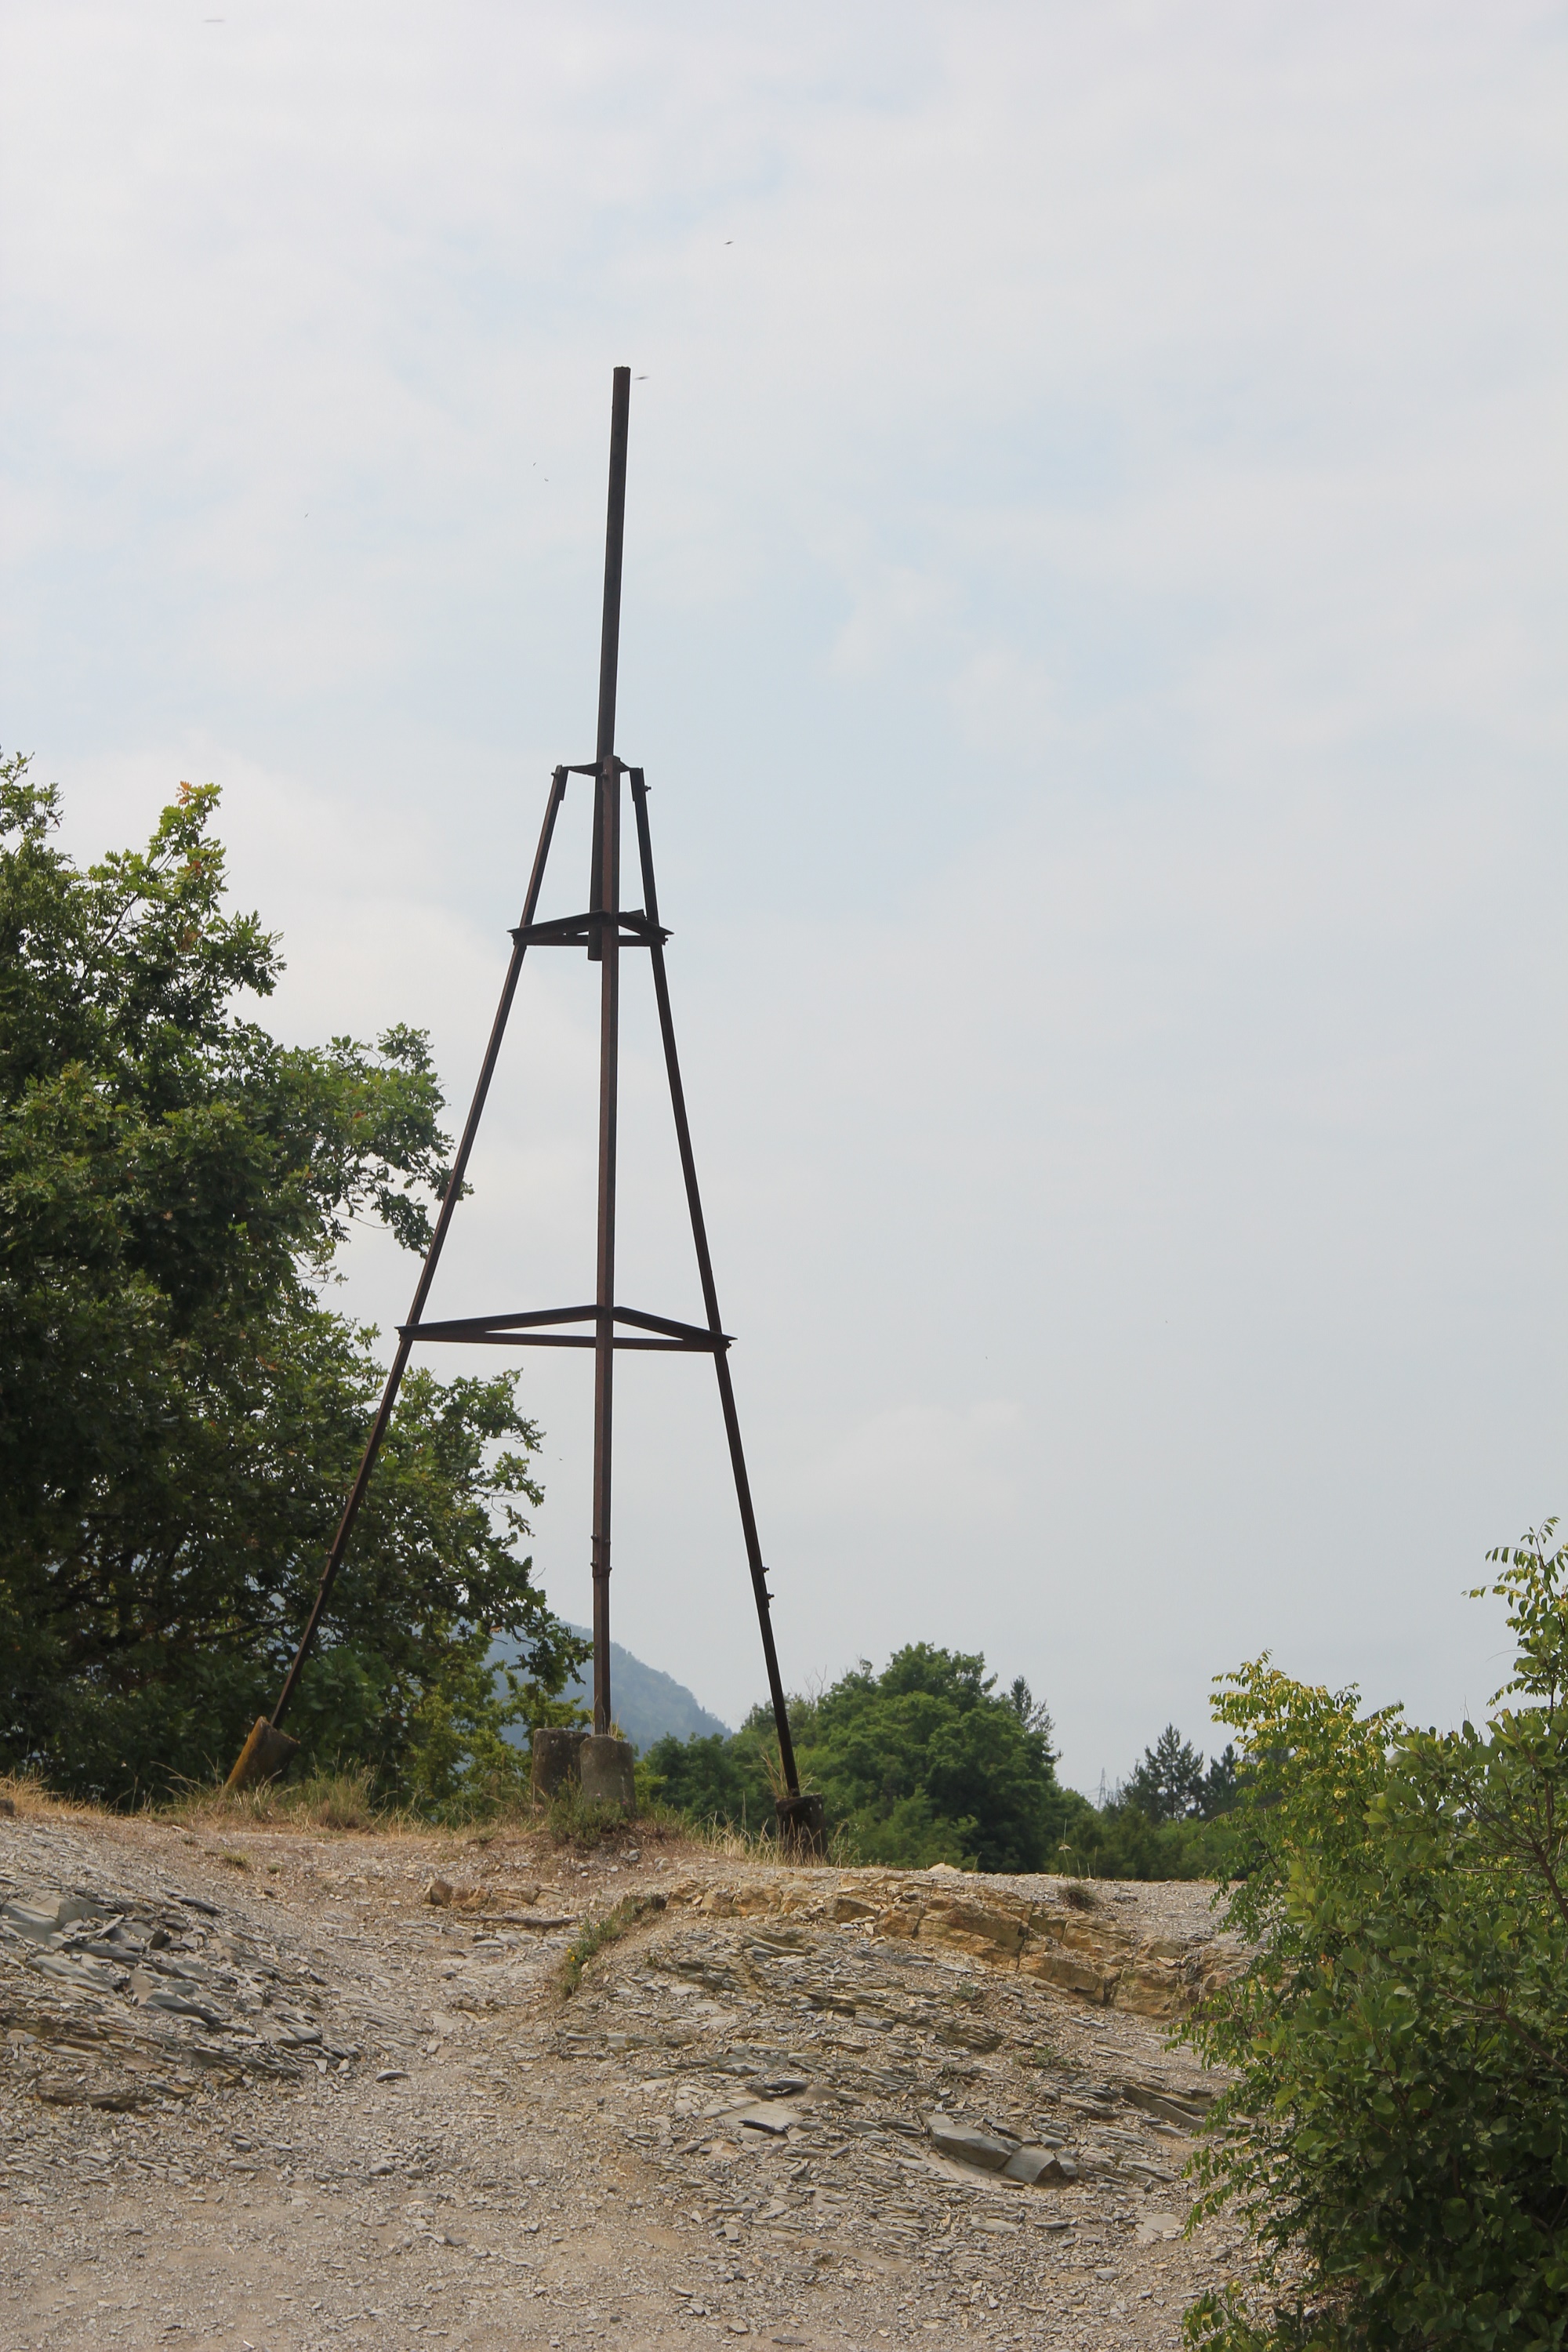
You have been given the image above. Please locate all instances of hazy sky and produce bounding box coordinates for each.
[4,3,1565,1790]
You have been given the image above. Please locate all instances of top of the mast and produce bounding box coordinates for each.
[595,367,632,764]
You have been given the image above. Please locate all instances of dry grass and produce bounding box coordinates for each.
[0,1763,845,1886]
[172,1768,397,1835]
[0,1771,60,1820]
[681,1810,855,1868]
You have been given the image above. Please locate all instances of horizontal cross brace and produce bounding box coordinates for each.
[402,1301,731,1352]
[408,1332,702,1352]
[511,907,670,949]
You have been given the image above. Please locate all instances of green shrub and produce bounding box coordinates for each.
[641,1730,772,1832]
[647,1646,1082,1871]
[543,1783,633,1851]
[1056,1802,1239,1882]
[1181,1522,1568,2352]
[557,1894,660,1996]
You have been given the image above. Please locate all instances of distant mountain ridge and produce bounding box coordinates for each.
[490,1626,729,1756]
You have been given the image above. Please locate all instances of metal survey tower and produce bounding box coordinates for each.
[229,370,815,1838]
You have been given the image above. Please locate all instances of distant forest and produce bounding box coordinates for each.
[643,1644,1240,1880]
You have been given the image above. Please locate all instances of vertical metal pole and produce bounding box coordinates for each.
[587,370,630,966]
[629,772,802,1798]
[590,365,631,1733]
[590,763,621,1734]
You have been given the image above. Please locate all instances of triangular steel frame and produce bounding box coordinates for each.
[252,369,804,1805]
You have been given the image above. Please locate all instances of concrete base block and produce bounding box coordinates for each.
[532,1726,588,1800]
[579,1733,637,1814]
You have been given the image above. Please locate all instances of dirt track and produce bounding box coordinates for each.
[2,1798,1258,2352]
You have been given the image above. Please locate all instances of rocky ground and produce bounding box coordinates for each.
[1,1795,1258,2352]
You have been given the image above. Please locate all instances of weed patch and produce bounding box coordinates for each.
[544,1784,634,1851]
[557,1894,664,1998]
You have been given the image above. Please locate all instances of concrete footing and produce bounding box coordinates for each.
[579,1733,637,1813]
[531,1726,637,1815]
[531,1726,588,1801]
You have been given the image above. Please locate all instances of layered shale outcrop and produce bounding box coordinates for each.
[657,1863,1247,2019]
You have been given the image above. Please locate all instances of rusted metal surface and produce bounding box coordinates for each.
[630,769,803,1800]
[223,1714,301,1793]
[404,1303,730,1348]
[266,764,569,1733]
[589,366,632,1736]
[512,907,666,950]
[243,366,807,1810]
[590,754,621,1733]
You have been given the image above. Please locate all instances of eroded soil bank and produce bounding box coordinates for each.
[2,1802,1258,2351]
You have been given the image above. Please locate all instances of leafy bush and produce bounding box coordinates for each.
[1181,1523,1568,2352]
[544,1783,639,1852]
[0,757,586,1806]
[1058,1802,1238,1882]
[637,1730,769,1833]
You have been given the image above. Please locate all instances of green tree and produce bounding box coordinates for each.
[0,754,585,1806]
[1047,1721,1246,1880]
[1126,1722,1209,1822]
[639,1730,776,1831]
[1181,1522,1568,2352]
[1005,1675,1056,1740]
[1116,1725,1241,1828]
[648,1642,1086,1871]
[1199,1743,1242,1819]
[1054,1800,1236,1883]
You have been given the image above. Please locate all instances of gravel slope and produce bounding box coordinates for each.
[2,1802,1256,2352]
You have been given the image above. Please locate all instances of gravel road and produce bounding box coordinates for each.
[2,1799,1257,2352]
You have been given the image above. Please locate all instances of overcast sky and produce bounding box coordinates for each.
[4,2,1565,1790]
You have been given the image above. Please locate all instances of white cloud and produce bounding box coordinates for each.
[798,1400,1025,1530]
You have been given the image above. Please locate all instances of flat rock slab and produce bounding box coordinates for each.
[1003,2143,1077,2184]
[663,1860,1247,2019]
[0,1850,369,2101]
[729,2100,803,2135]
[928,2118,1015,2170]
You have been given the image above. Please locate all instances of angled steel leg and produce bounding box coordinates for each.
[628,770,802,1798]
[249,764,570,1751]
